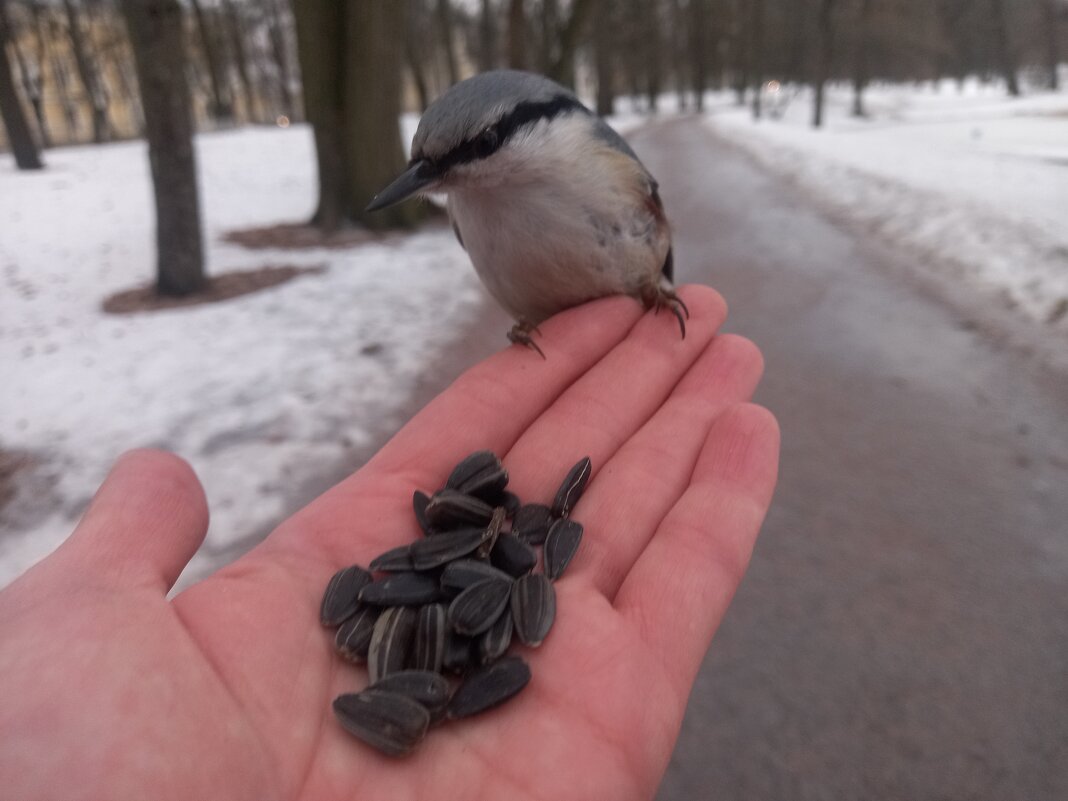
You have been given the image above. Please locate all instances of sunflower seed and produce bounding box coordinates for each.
[498,490,522,516]
[511,574,556,647]
[446,450,509,500]
[369,544,414,573]
[440,559,514,592]
[367,606,417,683]
[334,605,379,662]
[551,456,592,518]
[412,603,446,673]
[370,670,451,716]
[446,656,531,720]
[320,565,373,627]
[489,532,538,577]
[478,605,514,664]
[333,689,430,757]
[512,503,554,545]
[413,490,434,535]
[476,506,507,559]
[544,518,583,580]
[443,631,475,674]
[425,489,495,529]
[447,578,513,636]
[360,572,442,606]
[409,527,485,571]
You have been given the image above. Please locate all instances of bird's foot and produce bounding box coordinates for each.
[507,320,546,359]
[641,284,689,339]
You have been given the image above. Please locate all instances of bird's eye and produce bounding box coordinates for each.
[474,129,498,158]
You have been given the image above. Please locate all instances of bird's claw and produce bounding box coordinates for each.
[643,286,689,339]
[508,322,546,359]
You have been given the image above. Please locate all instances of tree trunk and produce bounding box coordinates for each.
[548,0,595,88]
[119,0,205,296]
[1043,0,1059,91]
[479,0,496,71]
[437,0,460,85]
[62,0,110,143]
[851,0,872,117]
[750,0,764,120]
[266,0,296,116]
[812,0,836,128]
[221,0,260,123]
[593,0,615,116]
[989,0,1019,97]
[26,2,51,146]
[0,2,43,169]
[507,0,526,69]
[690,0,707,112]
[190,0,232,121]
[406,0,431,111]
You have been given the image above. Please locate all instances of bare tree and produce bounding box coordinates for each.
[265,0,296,116]
[750,0,765,119]
[547,0,596,86]
[593,0,616,115]
[119,0,204,295]
[479,0,497,71]
[293,0,418,231]
[508,0,526,69]
[812,0,838,127]
[851,0,873,116]
[1042,0,1060,90]
[221,0,260,122]
[437,0,460,84]
[0,0,43,169]
[190,0,232,121]
[988,0,1020,96]
[62,0,110,142]
[4,1,48,146]
[690,0,710,111]
[406,0,432,111]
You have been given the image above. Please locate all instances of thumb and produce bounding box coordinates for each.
[56,449,209,593]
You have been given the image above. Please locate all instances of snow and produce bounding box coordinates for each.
[0,123,484,589]
[706,79,1068,332]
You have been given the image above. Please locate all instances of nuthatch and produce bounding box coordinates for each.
[367,69,688,356]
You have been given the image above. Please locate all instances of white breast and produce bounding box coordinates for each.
[446,114,670,324]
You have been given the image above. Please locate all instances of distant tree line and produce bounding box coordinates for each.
[0,0,1064,296]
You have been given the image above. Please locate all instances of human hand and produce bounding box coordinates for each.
[0,286,779,801]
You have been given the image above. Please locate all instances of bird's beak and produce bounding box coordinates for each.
[366,160,437,212]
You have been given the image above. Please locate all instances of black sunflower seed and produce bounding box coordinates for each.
[409,527,485,571]
[447,578,513,636]
[443,631,475,674]
[551,456,592,518]
[512,503,554,545]
[495,490,522,517]
[440,559,514,592]
[320,565,373,627]
[425,489,495,529]
[489,532,537,577]
[367,606,417,683]
[544,518,583,580]
[359,572,442,606]
[412,603,446,673]
[369,544,414,573]
[478,605,514,664]
[446,450,509,500]
[370,670,451,716]
[333,689,430,757]
[413,490,434,535]
[446,655,531,720]
[476,507,507,559]
[334,605,379,662]
[511,574,556,647]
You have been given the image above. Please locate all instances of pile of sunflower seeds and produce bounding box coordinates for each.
[319,450,591,756]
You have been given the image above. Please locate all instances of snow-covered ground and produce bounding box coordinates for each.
[0,123,485,588]
[706,79,1068,336]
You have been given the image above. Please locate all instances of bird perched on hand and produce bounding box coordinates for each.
[367,69,687,356]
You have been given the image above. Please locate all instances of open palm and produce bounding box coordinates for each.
[0,286,779,801]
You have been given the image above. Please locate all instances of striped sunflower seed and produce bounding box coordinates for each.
[440,559,514,592]
[367,606,417,683]
[369,544,414,572]
[443,631,475,674]
[551,456,592,518]
[413,490,434,535]
[320,565,373,627]
[425,489,495,529]
[478,604,514,664]
[489,531,537,577]
[512,503,554,545]
[333,689,430,757]
[409,527,485,571]
[446,655,531,720]
[544,518,583,580]
[359,572,442,606]
[370,670,451,718]
[447,577,513,636]
[412,603,446,673]
[446,450,509,500]
[511,574,556,647]
[334,605,379,662]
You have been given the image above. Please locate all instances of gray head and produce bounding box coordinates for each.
[367,70,590,212]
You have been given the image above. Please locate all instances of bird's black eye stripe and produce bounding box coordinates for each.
[432,94,588,173]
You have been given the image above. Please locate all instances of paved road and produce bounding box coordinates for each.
[629,118,1068,800]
